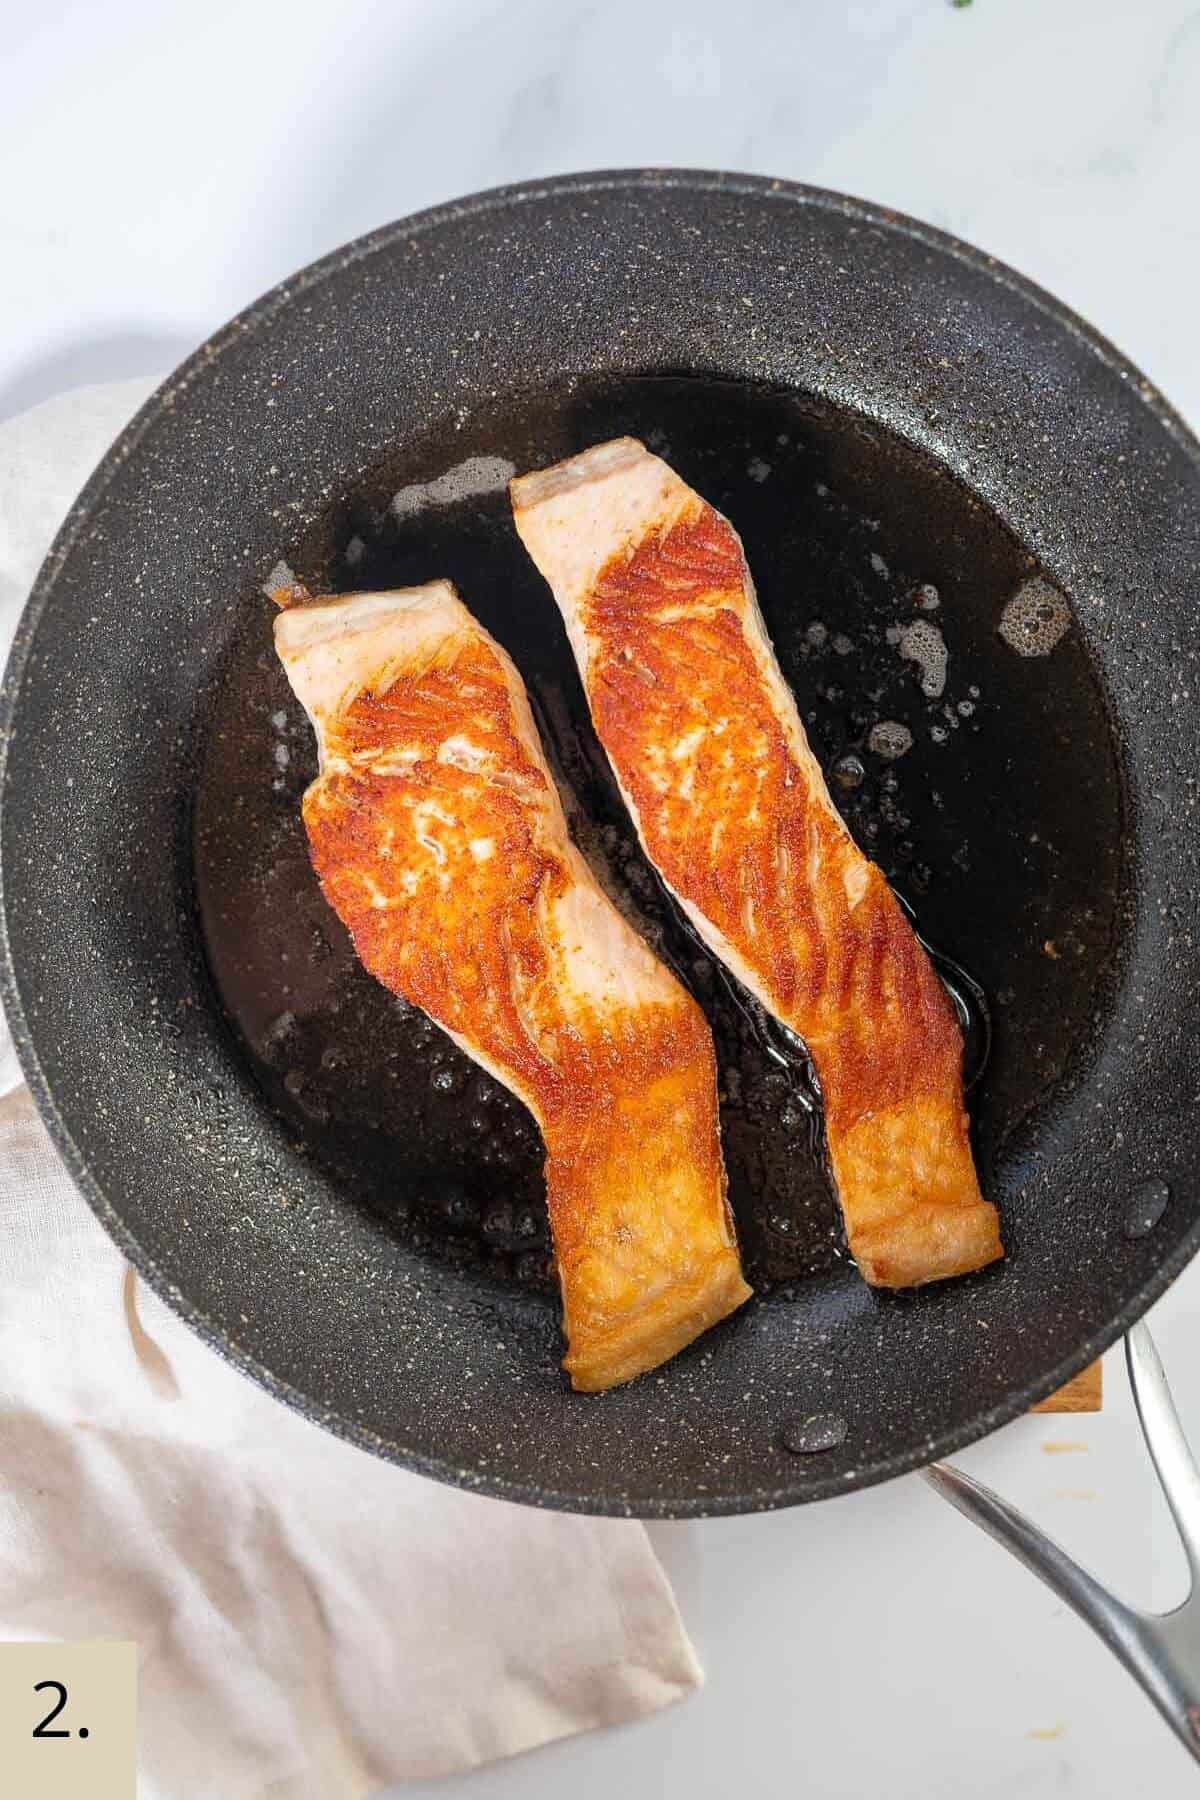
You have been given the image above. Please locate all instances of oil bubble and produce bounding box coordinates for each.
[897,620,948,698]
[999,578,1071,657]
[868,720,914,760]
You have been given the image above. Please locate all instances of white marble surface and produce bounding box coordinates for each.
[6,1,1200,1794]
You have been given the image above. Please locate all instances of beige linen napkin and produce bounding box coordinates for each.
[0,381,701,1799]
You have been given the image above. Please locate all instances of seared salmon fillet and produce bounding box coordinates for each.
[511,441,1002,1288]
[274,580,750,1389]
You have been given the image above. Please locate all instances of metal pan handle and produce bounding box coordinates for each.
[925,1322,1200,1764]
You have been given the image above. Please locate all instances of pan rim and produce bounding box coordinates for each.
[2,167,1197,1517]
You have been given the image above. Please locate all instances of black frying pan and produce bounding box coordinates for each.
[3,171,1198,1517]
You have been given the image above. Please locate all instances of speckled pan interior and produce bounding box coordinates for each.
[2,172,1199,1517]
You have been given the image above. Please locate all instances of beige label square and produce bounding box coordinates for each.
[0,1640,137,1799]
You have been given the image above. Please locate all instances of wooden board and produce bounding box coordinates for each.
[1030,1361,1103,1414]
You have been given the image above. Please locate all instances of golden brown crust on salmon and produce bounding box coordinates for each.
[511,443,1002,1288]
[275,580,750,1388]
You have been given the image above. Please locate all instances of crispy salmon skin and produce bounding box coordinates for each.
[511,441,1002,1288]
[274,580,750,1389]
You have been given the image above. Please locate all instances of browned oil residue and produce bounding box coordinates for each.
[1041,1439,1089,1454]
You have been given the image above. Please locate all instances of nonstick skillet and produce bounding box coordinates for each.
[2,171,1199,1519]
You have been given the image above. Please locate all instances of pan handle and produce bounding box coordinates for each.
[924,1322,1200,1765]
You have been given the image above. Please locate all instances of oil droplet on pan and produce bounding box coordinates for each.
[1124,1178,1170,1239]
[780,1413,849,1455]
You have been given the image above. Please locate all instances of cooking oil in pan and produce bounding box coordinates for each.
[193,373,1125,1300]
